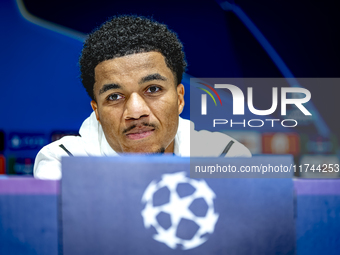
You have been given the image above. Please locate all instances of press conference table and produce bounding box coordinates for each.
[0,176,339,255]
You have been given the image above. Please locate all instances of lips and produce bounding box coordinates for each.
[125,126,155,140]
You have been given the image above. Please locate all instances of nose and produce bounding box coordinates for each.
[124,92,150,120]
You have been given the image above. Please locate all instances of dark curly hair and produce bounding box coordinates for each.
[79,15,187,100]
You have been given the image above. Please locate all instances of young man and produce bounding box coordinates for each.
[34,15,251,180]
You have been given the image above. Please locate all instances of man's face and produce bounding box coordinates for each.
[91,51,185,154]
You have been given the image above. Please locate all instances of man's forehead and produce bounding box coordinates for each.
[93,52,175,86]
[95,52,167,74]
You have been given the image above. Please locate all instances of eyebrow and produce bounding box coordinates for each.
[98,73,167,95]
[99,83,121,95]
[139,73,167,84]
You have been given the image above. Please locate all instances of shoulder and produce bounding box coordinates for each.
[177,117,251,157]
[34,112,103,180]
[33,135,85,180]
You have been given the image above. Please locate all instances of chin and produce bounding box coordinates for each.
[125,145,165,154]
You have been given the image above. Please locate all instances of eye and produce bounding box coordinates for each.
[146,86,161,93]
[107,93,124,101]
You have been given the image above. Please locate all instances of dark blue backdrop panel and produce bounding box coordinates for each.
[1,0,91,133]
[1,0,338,140]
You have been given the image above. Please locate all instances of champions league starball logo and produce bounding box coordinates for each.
[141,172,219,250]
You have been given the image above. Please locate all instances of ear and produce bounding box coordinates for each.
[90,100,101,124]
[177,84,185,115]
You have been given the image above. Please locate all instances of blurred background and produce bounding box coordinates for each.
[1,0,339,176]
